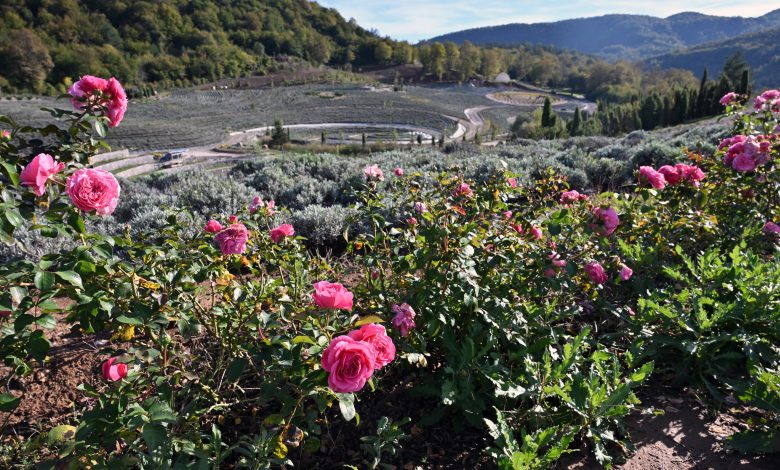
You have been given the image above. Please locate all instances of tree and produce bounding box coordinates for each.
[541,97,555,127]
[695,68,708,116]
[739,69,751,97]
[722,51,750,90]
[321,131,326,144]
[568,107,583,136]
[270,119,288,147]
[0,29,54,92]
[374,41,392,63]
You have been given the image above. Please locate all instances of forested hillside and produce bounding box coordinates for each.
[427,9,780,61]
[0,0,414,93]
[649,26,780,88]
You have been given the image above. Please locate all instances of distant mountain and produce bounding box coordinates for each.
[427,10,780,61]
[648,26,780,88]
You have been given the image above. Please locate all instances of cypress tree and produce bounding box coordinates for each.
[739,69,751,97]
[321,131,326,144]
[695,68,708,116]
[541,97,553,127]
[568,107,582,136]
[362,133,366,147]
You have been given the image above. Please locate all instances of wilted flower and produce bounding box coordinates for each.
[414,201,427,213]
[452,182,473,198]
[391,303,416,337]
[584,262,608,285]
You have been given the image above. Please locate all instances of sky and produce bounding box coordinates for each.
[317,1,778,42]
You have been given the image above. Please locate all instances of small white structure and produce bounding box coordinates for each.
[494,72,511,83]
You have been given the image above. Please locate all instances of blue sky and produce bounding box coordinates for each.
[318,1,778,41]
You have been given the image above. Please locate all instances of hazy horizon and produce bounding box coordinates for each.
[318,1,778,41]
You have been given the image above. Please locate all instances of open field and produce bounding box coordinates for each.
[0,83,594,152]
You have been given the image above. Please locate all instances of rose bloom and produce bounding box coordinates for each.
[677,164,705,186]
[719,92,738,106]
[591,207,619,236]
[102,357,128,382]
[511,223,523,234]
[21,153,65,196]
[214,223,250,255]
[530,226,543,240]
[560,190,587,204]
[549,252,567,268]
[312,281,353,311]
[452,182,474,198]
[507,177,517,188]
[0,130,10,140]
[502,210,513,220]
[394,167,404,176]
[348,323,396,369]
[391,303,416,337]
[657,165,682,185]
[407,217,417,226]
[364,164,384,181]
[68,75,127,127]
[204,220,223,233]
[414,201,427,213]
[639,166,666,190]
[320,335,376,393]
[584,262,608,285]
[66,168,120,216]
[269,224,295,243]
[764,221,780,236]
[619,264,633,281]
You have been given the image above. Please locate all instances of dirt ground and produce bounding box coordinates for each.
[3,315,780,469]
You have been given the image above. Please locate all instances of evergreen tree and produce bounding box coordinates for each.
[722,51,750,89]
[270,119,288,147]
[361,133,366,147]
[739,69,751,97]
[541,97,554,127]
[695,68,708,116]
[321,131,326,144]
[568,107,582,136]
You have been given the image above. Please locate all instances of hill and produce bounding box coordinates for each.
[648,26,780,88]
[0,0,413,94]
[426,10,780,61]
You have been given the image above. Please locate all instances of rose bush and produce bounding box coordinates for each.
[1,82,779,468]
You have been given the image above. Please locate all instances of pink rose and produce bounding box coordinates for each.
[511,223,523,234]
[391,303,416,337]
[364,164,384,182]
[530,226,543,240]
[502,210,513,220]
[348,323,396,369]
[677,164,705,186]
[250,196,275,215]
[619,264,633,281]
[414,201,427,213]
[657,165,682,185]
[639,166,666,190]
[101,357,128,382]
[394,167,404,176]
[214,223,250,255]
[321,335,376,393]
[0,130,9,141]
[204,220,223,233]
[270,223,295,243]
[452,182,474,198]
[719,92,737,106]
[584,262,608,285]
[68,75,127,127]
[66,168,120,216]
[560,190,587,204]
[21,153,65,196]
[312,281,353,311]
[229,215,238,223]
[764,221,780,236]
[549,252,567,268]
[591,207,619,236]
[407,217,417,226]
[507,178,517,188]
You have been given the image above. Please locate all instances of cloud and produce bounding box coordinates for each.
[318,0,777,41]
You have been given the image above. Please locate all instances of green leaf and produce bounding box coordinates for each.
[47,425,77,444]
[727,429,780,454]
[55,271,83,289]
[291,335,316,345]
[142,423,167,450]
[4,209,24,228]
[1,161,20,185]
[148,402,177,424]
[0,393,21,412]
[225,357,248,382]
[337,393,356,421]
[354,315,384,326]
[35,314,57,329]
[34,271,55,291]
